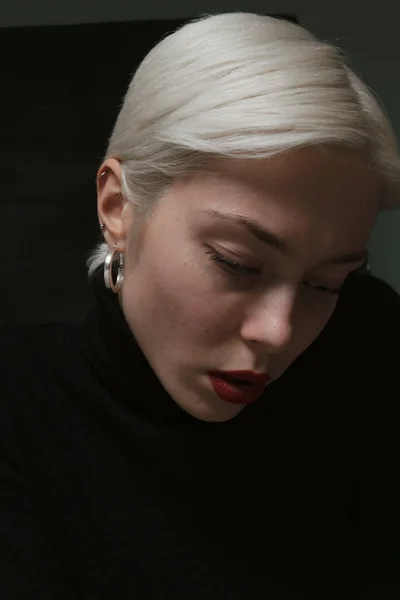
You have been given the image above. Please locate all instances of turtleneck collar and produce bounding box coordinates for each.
[80,266,200,423]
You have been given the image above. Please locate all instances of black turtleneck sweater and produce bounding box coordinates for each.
[1,270,399,599]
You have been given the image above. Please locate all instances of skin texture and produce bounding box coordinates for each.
[97,147,380,422]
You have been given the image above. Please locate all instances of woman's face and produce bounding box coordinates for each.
[104,147,380,422]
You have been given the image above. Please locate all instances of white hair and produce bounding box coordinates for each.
[87,12,400,276]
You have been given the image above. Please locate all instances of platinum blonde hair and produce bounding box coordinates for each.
[87,12,400,276]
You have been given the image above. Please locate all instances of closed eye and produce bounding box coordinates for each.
[207,247,343,296]
[205,248,260,275]
[302,281,342,296]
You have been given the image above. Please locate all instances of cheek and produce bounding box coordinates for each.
[126,248,242,343]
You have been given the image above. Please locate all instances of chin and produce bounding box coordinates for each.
[163,375,247,422]
[181,398,246,423]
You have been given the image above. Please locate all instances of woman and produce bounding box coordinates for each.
[1,12,400,599]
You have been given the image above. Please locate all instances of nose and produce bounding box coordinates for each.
[240,287,295,355]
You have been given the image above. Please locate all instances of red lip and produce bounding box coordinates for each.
[215,370,271,385]
[209,370,271,405]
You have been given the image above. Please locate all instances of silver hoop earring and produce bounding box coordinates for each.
[104,245,124,293]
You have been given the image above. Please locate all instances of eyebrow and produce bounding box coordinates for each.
[206,209,367,266]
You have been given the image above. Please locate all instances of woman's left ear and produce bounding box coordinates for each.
[96,158,132,252]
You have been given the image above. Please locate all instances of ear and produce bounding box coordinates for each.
[96,158,134,252]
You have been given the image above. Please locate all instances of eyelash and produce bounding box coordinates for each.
[206,248,342,296]
[206,248,260,276]
[301,281,341,297]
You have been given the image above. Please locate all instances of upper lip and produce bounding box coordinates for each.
[210,370,271,385]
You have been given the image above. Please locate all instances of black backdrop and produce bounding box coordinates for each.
[0,15,298,327]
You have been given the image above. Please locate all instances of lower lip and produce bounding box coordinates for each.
[208,374,268,405]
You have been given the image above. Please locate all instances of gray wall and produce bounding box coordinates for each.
[2,0,400,291]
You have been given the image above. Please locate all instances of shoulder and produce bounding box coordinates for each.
[309,273,399,427]
[0,319,94,464]
[337,271,400,323]
[0,321,74,373]
[0,321,81,423]
[292,272,399,397]
[320,272,399,356]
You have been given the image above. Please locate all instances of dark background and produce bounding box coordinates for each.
[0,15,298,326]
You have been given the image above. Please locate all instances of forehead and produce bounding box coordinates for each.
[183,147,379,241]
[158,146,380,266]
[212,147,379,212]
